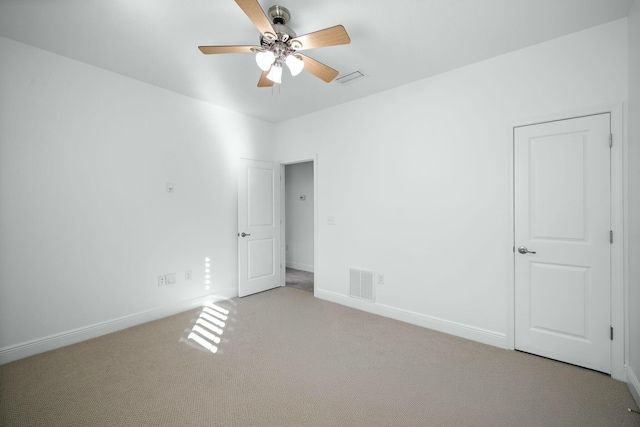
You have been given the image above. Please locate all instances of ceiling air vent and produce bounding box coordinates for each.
[335,70,366,85]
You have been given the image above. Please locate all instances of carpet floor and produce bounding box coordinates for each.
[1,287,638,426]
[285,268,314,293]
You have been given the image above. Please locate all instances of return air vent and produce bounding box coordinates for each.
[335,70,366,85]
[349,268,375,302]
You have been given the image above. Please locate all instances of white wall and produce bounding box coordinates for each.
[285,162,314,272]
[0,36,274,360]
[627,0,640,406]
[276,19,628,346]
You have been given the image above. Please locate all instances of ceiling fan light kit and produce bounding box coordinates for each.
[198,0,351,87]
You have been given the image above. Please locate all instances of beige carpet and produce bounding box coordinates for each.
[1,287,638,426]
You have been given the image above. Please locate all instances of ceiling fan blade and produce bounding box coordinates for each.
[235,0,276,37]
[198,45,258,54]
[257,70,274,87]
[299,54,339,83]
[290,25,350,50]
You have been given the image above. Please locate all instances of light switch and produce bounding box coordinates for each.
[166,273,176,285]
[328,216,335,225]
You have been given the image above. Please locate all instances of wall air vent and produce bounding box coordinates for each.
[349,268,375,302]
[335,70,367,85]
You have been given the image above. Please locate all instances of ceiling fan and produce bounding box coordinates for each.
[198,0,351,87]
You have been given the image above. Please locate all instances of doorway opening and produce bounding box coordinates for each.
[283,160,315,293]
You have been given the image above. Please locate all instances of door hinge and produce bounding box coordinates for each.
[609,134,613,147]
[610,326,614,340]
[610,230,613,244]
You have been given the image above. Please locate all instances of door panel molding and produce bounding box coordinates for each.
[506,103,625,380]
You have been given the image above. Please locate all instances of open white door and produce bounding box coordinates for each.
[514,113,611,373]
[238,159,282,297]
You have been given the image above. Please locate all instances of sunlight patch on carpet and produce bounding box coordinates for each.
[180,302,233,354]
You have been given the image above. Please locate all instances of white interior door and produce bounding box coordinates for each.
[514,114,611,373]
[238,159,281,297]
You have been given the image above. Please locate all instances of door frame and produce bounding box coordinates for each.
[279,155,318,294]
[505,103,625,380]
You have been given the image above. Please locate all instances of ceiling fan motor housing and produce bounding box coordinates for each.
[259,6,300,58]
[255,7,292,45]
[268,6,290,25]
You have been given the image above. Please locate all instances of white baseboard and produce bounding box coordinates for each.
[0,288,238,365]
[315,289,507,349]
[286,261,314,273]
[628,365,640,408]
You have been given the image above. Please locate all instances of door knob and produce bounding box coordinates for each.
[518,246,536,254]
[239,232,251,237]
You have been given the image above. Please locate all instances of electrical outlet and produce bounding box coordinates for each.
[185,270,192,281]
[158,275,166,286]
[377,274,384,285]
[166,273,176,285]
[328,216,335,225]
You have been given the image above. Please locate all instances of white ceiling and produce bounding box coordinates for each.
[0,0,633,123]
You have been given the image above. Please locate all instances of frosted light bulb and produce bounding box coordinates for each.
[255,51,275,71]
[285,54,304,76]
[266,64,282,83]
